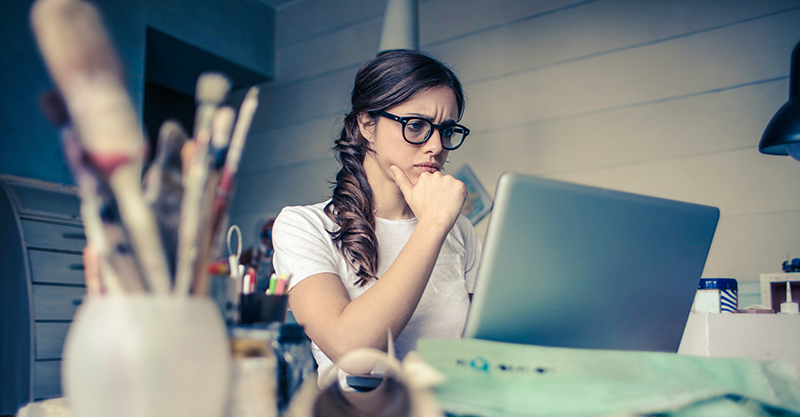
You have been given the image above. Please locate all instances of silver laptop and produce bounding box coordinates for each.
[463,173,720,352]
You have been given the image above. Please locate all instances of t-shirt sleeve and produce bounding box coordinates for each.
[461,216,482,293]
[272,206,340,291]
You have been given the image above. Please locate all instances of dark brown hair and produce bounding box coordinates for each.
[325,50,465,286]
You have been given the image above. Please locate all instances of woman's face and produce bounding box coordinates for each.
[360,86,459,187]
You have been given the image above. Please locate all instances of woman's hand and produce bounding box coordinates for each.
[390,165,467,231]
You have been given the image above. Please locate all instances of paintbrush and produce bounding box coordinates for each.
[61,122,146,295]
[174,73,230,295]
[31,0,171,293]
[60,124,127,295]
[208,86,260,255]
[191,106,235,295]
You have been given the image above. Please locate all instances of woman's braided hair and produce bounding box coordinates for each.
[325,50,465,286]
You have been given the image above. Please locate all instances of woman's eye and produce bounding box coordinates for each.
[407,121,425,131]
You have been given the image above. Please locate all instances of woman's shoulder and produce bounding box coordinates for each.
[274,200,336,231]
[277,200,330,217]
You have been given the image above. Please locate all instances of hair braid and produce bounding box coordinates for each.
[325,114,378,285]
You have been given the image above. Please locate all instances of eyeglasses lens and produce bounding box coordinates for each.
[403,118,465,150]
[404,119,430,142]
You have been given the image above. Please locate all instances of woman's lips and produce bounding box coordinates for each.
[415,164,439,174]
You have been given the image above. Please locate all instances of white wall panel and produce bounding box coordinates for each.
[277,0,384,47]
[248,68,353,132]
[703,211,800,281]
[276,18,381,83]
[421,0,592,46]
[543,148,800,216]
[461,9,800,133]
[239,116,340,174]
[448,80,787,183]
[428,0,800,84]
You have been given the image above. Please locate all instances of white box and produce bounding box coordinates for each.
[678,312,800,375]
[760,272,800,311]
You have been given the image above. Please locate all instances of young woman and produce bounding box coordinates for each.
[271,50,481,386]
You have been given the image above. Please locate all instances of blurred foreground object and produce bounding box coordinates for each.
[31,0,259,295]
[28,0,261,416]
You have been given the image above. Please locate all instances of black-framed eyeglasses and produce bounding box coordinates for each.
[375,111,470,150]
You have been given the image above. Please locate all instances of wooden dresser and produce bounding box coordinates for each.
[0,175,85,414]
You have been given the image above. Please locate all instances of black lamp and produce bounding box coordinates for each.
[377,0,418,55]
[759,40,800,161]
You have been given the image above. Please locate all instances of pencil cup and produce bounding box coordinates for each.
[62,296,231,417]
[240,293,288,324]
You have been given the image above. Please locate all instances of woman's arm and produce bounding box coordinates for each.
[287,166,466,364]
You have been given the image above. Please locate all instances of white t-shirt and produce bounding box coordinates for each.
[271,200,481,383]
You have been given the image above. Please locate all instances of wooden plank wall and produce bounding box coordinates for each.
[229,0,800,282]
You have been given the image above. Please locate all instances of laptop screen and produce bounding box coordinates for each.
[463,173,719,352]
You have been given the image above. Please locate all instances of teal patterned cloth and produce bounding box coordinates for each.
[417,338,800,417]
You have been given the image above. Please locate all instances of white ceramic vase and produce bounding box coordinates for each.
[62,296,231,417]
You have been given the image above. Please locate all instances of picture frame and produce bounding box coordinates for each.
[452,164,493,225]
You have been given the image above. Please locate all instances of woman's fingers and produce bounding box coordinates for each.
[391,165,466,228]
[390,165,413,197]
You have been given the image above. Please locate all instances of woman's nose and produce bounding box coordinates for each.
[421,129,444,155]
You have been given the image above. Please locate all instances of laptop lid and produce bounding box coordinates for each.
[463,173,720,352]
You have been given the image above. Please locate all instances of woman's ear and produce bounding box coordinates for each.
[357,112,376,143]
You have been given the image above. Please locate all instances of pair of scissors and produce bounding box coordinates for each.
[226,225,244,279]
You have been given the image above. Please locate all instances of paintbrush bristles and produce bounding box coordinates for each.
[194,73,229,136]
[211,107,235,150]
[30,0,124,93]
[193,73,230,145]
[195,73,230,105]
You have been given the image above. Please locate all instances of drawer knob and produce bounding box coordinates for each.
[69,263,85,271]
[62,232,86,240]
[72,298,83,306]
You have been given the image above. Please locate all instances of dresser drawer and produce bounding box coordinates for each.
[34,361,61,400]
[21,220,85,252]
[29,250,85,285]
[10,183,81,220]
[36,322,71,360]
[33,284,85,321]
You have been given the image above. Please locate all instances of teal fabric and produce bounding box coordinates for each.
[417,338,800,417]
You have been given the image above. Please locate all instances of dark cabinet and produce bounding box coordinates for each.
[0,175,85,414]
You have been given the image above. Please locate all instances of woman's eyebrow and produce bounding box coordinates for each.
[405,112,457,124]
[404,112,434,119]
